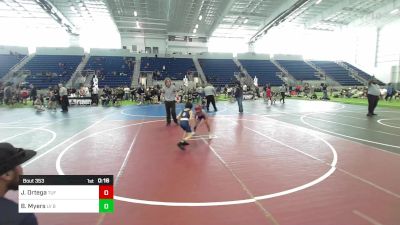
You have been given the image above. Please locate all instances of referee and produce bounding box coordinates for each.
[59,83,69,113]
[161,78,178,125]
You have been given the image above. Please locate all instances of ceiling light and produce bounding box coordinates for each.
[195,24,199,28]
[134,11,137,17]
[390,9,399,14]
[316,0,322,4]
[193,28,197,33]
[244,18,248,24]
[198,15,202,20]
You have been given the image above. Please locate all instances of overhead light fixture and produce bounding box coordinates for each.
[134,11,137,17]
[316,0,322,4]
[198,15,202,21]
[390,9,399,14]
[244,18,248,24]
[195,24,199,28]
[193,28,197,33]
[136,21,140,28]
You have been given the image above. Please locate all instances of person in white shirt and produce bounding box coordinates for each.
[123,86,130,100]
[59,83,68,112]
[203,83,217,112]
[279,84,287,103]
[161,78,178,125]
[92,86,99,105]
[367,78,381,117]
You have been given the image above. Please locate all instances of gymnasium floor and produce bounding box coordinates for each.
[1,99,399,225]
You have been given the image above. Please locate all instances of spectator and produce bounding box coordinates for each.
[367,78,380,117]
[48,90,57,112]
[279,84,287,104]
[92,86,99,106]
[385,83,395,101]
[321,83,328,100]
[29,84,37,105]
[0,85,4,105]
[20,88,29,105]
[0,143,38,225]
[123,86,130,100]
[196,85,204,104]
[34,95,45,112]
[234,82,243,113]
[4,84,13,105]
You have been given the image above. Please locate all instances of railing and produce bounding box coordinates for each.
[335,61,367,85]
[192,56,207,83]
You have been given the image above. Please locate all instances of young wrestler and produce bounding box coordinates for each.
[193,105,211,138]
[177,102,195,150]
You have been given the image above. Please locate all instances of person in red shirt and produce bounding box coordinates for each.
[265,85,272,105]
[20,88,29,105]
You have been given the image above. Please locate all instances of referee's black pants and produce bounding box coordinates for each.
[206,95,217,112]
[61,95,69,112]
[367,94,379,115]
[165,100,177,124]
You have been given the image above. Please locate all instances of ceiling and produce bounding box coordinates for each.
[1,0,400,41]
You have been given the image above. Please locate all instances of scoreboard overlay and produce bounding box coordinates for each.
[19,175,114,213]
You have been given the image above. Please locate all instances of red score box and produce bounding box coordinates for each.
[99,185,114,199]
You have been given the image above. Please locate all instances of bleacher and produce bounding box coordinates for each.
[140,57,196,80]
[312,61,362,86]
[277,60,318,81]
[0,54,26,79]
[344,62,384,85]
[198,58,239,86]
[24,55,82,89]
[239,59,283,86]
[84,56,134,87]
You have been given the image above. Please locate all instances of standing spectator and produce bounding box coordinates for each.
[29,84,37,106]
[59,83,69,112]
[265,85,272,104]
[48,89,57,112]
[92,85,99,106]
[196,85,204,104]
[204,83,217,112]
[130,87,137,102]
[234,82,243,113]
[136,85,145,105]
[367,78,380,117]
[53,85,60,105]
[385,83,395,101]
[20,88,29,105]
[161,78,178,125]
[156,85,161,103]
[223,85,228,97]
[321,83,328,100]
[0,84,4,105]
[0,142,38,225]
[4,84,13,105]
[279,84,287,104]
[123,86,130,100]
